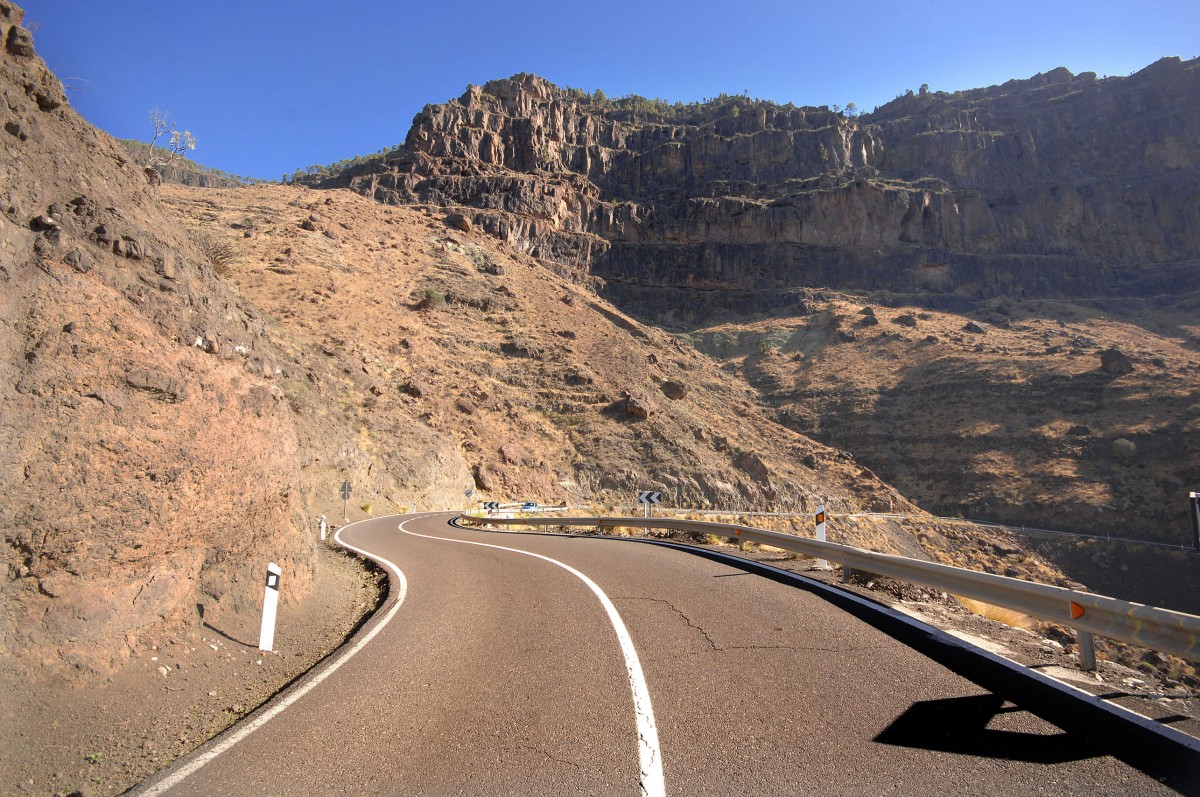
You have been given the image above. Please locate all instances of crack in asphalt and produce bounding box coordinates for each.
[622,597,722,651]
[619,596,856,654]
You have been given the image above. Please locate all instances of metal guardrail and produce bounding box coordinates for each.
[457,513,1200,666]
[640,506,1197,551]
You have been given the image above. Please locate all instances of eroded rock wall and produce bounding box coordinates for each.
[0,2,312,681]
[323,63,1200,324]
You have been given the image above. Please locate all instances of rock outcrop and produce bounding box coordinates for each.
[0,3,314,682]
[316,62,1200,324]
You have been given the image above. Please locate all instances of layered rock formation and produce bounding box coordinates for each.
[320,62,1200,324]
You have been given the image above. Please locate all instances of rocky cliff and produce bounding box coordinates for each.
[0,1,325,681]
[320,62,1200,324]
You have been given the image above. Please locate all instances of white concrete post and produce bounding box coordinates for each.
[319,515,327,541]
[815,505,830,570]
[259,562,282,652]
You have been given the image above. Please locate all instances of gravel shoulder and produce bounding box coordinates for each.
[1,541,382,797]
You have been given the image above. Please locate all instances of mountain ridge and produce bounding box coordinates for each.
[307,59,1200,325]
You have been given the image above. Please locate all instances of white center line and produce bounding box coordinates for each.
[402,521,667,797]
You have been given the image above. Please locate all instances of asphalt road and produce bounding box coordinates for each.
[133,513,1200,796]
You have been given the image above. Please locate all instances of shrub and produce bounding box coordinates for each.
[361,503,373,514]
[416,289,446,310]
[191,230,241,275]
[1111,438,1137,464]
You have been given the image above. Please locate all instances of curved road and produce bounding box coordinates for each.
[134,512,1200,796]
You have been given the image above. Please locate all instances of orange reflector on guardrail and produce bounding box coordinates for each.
[1070,602,1085,619]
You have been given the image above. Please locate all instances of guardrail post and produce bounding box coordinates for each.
[1190,491,1199,549]
[1077,630,1097,672]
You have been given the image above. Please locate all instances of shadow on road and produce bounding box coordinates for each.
[874,694,1100,763]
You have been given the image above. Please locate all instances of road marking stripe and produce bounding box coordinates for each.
[135,518,412,795]
[403,521,667,797]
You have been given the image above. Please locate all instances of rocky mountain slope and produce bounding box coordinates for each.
[309,64,1200,602]
[4,4,1199,791]
[316,62,1200,324]
[0,1,321,682]
[3,1,970,692]
[686,294,1200,610]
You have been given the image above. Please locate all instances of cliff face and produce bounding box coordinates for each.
[324,62,1200,323]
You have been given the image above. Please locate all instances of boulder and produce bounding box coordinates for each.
[6,24,34,57]
[625,392,657,420]
[399,378,428,398]
[500,443,532,466]
[734,451,771,484]
[63,248,91,273]
[446,212,472,233]
[1099,347,1133,375]
[964,320,987,334]
[661,380,689,400]
[472,464,499,492]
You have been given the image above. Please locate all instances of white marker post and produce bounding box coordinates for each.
[815,505,830,571]
[319,514,327,541]
[259,562,282,652]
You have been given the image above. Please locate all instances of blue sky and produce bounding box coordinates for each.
[19,1,1200,181]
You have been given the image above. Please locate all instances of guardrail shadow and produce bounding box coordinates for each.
[874,694,1099,764]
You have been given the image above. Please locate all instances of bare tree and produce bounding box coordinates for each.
[145,109,196,168]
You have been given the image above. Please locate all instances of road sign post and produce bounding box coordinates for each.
[638,491,662,535]
[258,562,282,652]
[340,480,352,522]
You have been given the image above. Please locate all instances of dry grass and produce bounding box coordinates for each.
[953,596,1033,630]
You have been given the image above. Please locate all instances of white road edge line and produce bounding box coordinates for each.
[404,521,667,797]
[135,518,412,796]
